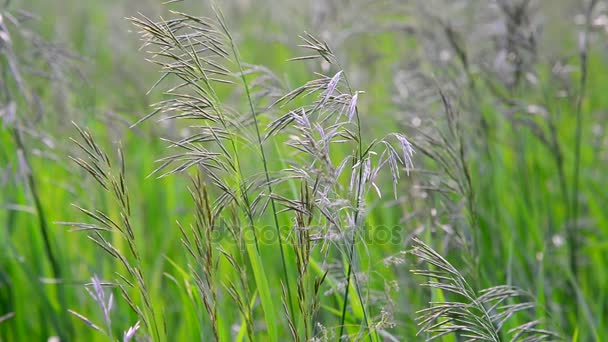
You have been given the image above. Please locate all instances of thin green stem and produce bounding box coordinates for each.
[166,17,260,251]
[337,73,373,341]
[216,4,296,323]
[571,0,596,281]
[2,56,72,341]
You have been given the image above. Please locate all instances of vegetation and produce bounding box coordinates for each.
[1,0,607,341]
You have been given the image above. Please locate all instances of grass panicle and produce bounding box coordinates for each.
[410,238,560,342]
[65,124,162,341]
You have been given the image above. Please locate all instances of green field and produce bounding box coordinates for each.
[1,0,607,341]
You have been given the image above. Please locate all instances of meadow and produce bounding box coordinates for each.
[1,0,607,341]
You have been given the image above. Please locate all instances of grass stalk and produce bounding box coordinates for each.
[571,0,597,281]
[337,74,373,341]
[1,50,72,340]
[212,2,296,324]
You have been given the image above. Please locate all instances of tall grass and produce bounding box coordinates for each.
[1,0,607,341]
[60,4,415,340]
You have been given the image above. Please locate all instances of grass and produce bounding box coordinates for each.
[1,0,608,341]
